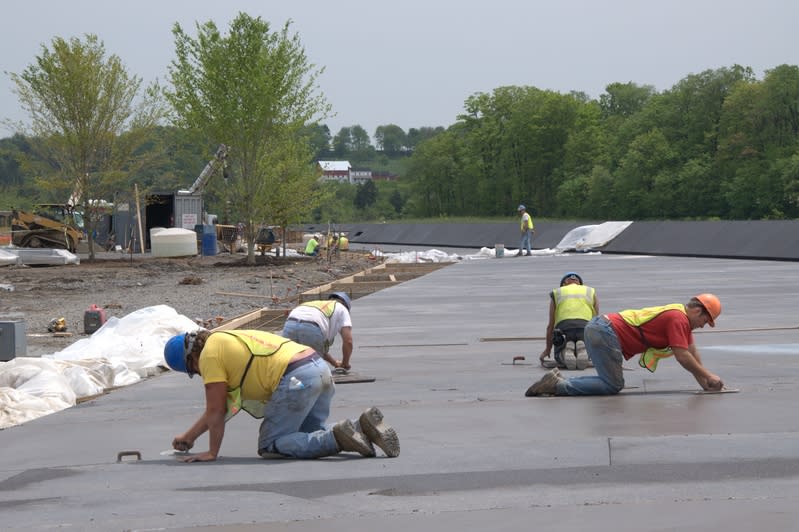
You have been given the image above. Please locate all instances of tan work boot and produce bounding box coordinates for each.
[332,419,375,457]
[525,369,565,396]
[358,407,400,458]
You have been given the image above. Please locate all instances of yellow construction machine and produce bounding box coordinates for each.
[11,204,84,253]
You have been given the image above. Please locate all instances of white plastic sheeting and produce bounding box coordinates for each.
[0,305,198,429]
[556,221,633,251]
[0,247,80,266]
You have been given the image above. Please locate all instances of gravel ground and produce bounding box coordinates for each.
[0,249,381,357]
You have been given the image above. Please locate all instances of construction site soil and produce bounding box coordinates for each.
[0,251,382,357]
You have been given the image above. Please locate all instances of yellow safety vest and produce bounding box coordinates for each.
[553,285,595,324]
[338,236,349,250]
[520,213,534,231]
[300,300,337,318]
[305,238,319,254]
[221,330,297,420]
[618,304,686,373]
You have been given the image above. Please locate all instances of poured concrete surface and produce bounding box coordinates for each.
[1,254,798,531]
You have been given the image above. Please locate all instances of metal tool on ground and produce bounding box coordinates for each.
[501,355,533,366]
[332,368,376,384]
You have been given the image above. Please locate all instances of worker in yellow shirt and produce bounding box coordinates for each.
[164,329,400,461]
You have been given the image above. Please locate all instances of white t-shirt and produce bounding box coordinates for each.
[288,301,352,342]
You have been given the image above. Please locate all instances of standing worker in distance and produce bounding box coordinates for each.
[337,232,349,251]
[526,294,724,396]
[539,272,599,370]
[282,292,354,371]
[517,205,535,256]
[163,328,399,461]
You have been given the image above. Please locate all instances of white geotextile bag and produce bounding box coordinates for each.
[50,305,199,376]
[0,387,73,429]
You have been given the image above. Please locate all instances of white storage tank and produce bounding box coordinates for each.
[150,227,198,257]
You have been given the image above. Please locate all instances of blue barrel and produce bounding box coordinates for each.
[201,226,217,256]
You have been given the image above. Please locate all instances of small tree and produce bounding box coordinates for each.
[167,13,330,264]
[8,34,164,260]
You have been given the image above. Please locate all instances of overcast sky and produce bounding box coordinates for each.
[2,0,797,139]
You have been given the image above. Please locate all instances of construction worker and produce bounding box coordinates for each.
[281,292,354,370]
[163,328,400,461]
[338,233,349,251]
[304,234,320,256]
[539,272,599,370]
[525,294,724,396]
[517,205,534,256]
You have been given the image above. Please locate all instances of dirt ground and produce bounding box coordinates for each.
[0,249,382,357]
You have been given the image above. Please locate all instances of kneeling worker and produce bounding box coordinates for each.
[539,272,598,370]
[282,292,354,370]
[526,294,724,396]
[164,328,399,461]
[304,234,321,256]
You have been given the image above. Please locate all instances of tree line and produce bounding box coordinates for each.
[403,65,799,221]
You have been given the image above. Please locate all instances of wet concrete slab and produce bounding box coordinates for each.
[0,253,798,531]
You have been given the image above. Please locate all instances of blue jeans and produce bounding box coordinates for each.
[556,316,625,395]
[520,231,532,255]
[258,357,339,458]
[282,321,326,354]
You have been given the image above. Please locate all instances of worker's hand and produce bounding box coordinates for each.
[172,436,194,452]
[703,374,724,391]
[539,350,551,363]
[179,451,217,463]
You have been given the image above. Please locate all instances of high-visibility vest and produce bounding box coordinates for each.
[304,238,319,254]
[300,299,337,318]
[618,304,686,372]
[338,236,349,250]
[220,330,299,420]
[553,285,595,324]
[520,213,534,231]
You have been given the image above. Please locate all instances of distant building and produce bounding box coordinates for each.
[318,161,352,183]
[350,169,373,185]
[317,161,398,184]
[371,171,399,182]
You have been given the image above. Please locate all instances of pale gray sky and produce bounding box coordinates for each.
[1,0,797,139]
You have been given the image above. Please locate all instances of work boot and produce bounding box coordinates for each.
[332,419,375,457]
[525,369,565,397]
[576,341,590,370]
[358,407,400,458]
[562,344,577,370]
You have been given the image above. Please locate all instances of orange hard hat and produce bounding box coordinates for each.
[694,293,721,327]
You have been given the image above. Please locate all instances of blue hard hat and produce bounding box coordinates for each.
[164,333,195,378]
[328,291,352,311]
[560,272,583,286]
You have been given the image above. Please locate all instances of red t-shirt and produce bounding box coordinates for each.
[608,310,693,360]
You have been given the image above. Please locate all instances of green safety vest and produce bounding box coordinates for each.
[553,285,595,324]
[221,330,294,420]
[304,238,319,254]
[618,304,686,372]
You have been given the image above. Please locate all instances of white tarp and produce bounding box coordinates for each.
[0,305,198,429]
[556,221,633,251]
[0,247,80,266]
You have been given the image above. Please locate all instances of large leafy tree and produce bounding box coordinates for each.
[374,124,407,155]
[167,13,330,264]
[8,34,164,259]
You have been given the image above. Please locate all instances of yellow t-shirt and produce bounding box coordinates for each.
[198,331,307,402]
